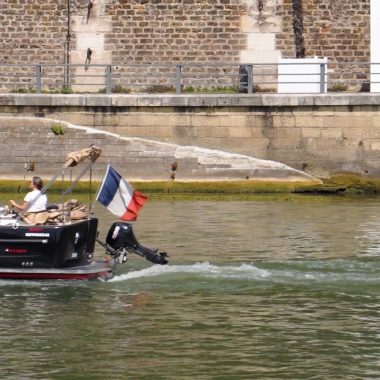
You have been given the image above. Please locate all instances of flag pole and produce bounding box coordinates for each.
[95,164,110,201]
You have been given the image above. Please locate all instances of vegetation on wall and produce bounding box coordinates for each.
[50,123,65,136]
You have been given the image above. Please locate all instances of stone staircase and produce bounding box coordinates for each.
[0,116,319,183]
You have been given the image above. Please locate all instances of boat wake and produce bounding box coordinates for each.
[110,262,270,282]
[110,260,380,285]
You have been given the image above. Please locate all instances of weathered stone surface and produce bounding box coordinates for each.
[111,96,138,107]
[86,96,112,107]
[1,94,380,177]
[219,115,247,128]
[321,128,343,139]
[14,95,52,106]
[136,97,162,107]
[192,115,221,128]
[72,16,113,33]
[160,97,187,107]
[94,114,120,127]
[57,113,95,126]
[277,0,370,86]
[5,93,380,108]
[0,1,371,94]
[51,95,87,107]
[247,33,276,50]
[188,96,219,107]
[0,115,318,182]
[302,128,321,139]
[241,14,282,33]
[240,50,281,63]
[0,96,15,106]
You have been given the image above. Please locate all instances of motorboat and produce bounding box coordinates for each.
[0,146,168,280]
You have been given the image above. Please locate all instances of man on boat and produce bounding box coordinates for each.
[10,176,47,212]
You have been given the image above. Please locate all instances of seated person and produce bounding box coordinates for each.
[10,176,47,213]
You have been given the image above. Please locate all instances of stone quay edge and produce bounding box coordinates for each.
[0,93,379,108]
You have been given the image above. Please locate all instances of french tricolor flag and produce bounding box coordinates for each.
[96,165,148,221]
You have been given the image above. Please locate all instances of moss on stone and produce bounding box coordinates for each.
[1,175,380,198]
[133,180,320,194]
[324,173,380,194]
[0,179,320,195]
[0,179,96,194]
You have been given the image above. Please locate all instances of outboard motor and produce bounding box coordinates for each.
[104,222,168,265]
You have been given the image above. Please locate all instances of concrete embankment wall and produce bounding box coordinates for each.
[0,94,380,178]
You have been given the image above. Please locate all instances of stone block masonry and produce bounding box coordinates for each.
[277,0,370,90]
[0,2,68,64]
[0,1,372,92]
[277,0,370,60]
[1,94,380,179]
[105,0,246,64]
[0,114,317,182]
[0,1,70,89]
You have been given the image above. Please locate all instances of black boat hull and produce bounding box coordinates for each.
[0,219,98,269]
[0,260,114,280]
[0,219,116,279]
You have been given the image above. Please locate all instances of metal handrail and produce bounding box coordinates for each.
[0,61,378,94]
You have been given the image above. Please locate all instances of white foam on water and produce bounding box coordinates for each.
[0,262,375,286]
[110,260,380,285]
[110,262,270,283]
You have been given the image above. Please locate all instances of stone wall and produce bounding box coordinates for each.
[0,115,316,182]
[1,94,380,178]
[104,0,247,89]
[277,0,370,59]
[105,0,246,64]
[0,2,68,65]
[277,0,370,90]
[0,0,372,92]
[0,1,70,90]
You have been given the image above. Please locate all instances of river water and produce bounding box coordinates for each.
[1,196,380,379]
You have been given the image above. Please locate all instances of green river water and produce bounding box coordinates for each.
[0,196,380,379]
